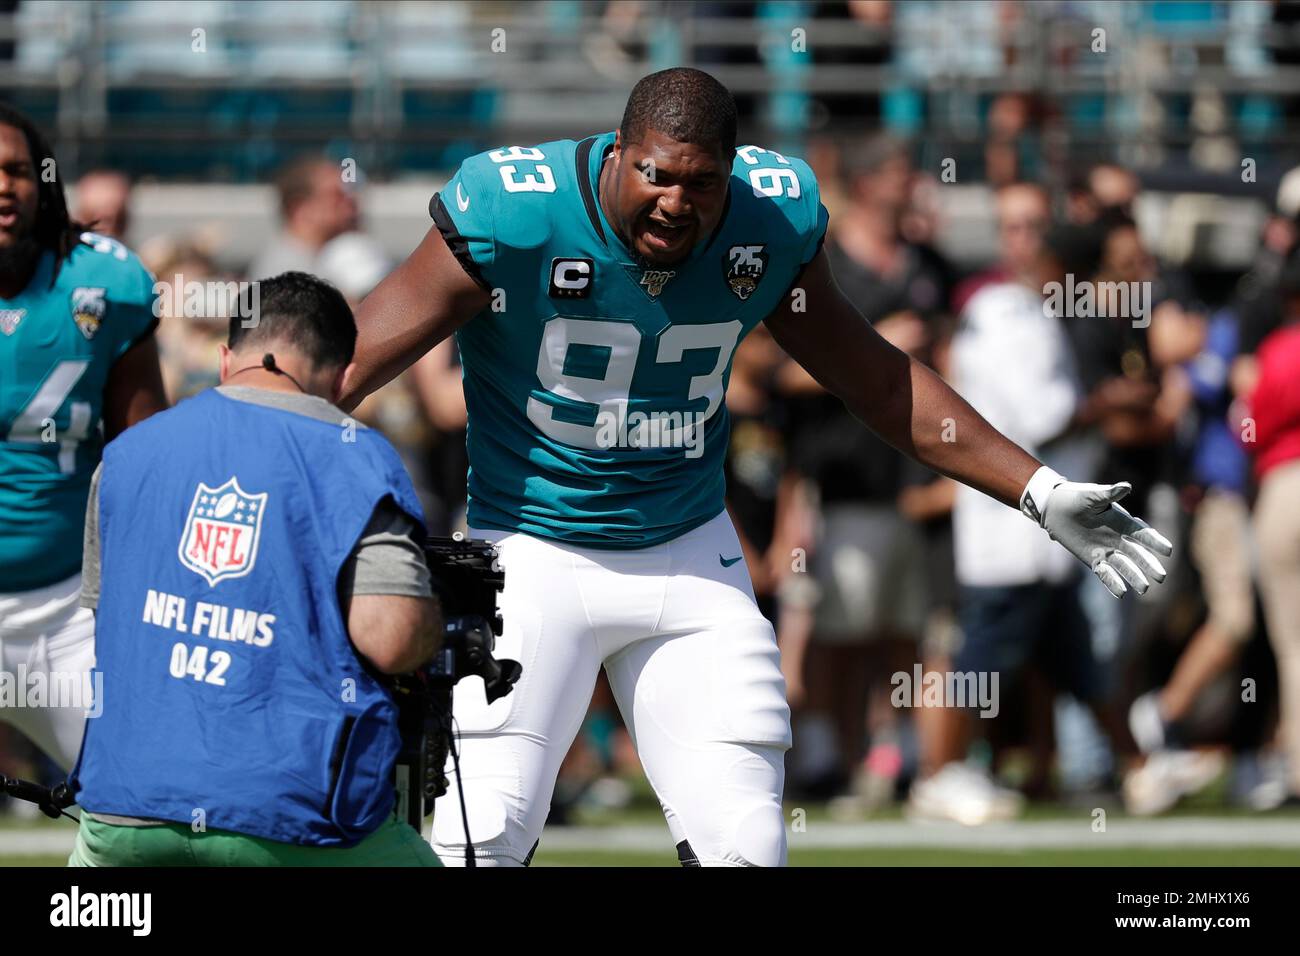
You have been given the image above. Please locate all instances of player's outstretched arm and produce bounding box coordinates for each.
[340,225,491,412]
[765,250,1039,505]
[764,250,1172,598]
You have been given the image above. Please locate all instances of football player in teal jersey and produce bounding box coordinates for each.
[345,69,1172,866]
[0,104,167,770]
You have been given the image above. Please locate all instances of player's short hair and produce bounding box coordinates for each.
[0,101,86,280]
[228,271,356,370]
[619,68,738,157]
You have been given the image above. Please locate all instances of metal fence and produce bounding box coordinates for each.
[2,0,1300,181]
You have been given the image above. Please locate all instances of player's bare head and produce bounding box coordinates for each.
[620,68,737,159]
[606,68,736,265]
[225,271,357,398]
[0,102,79,262]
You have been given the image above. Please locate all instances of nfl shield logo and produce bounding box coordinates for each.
[178,477,268,586]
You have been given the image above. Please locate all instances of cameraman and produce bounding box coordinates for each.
[68,272,443,866]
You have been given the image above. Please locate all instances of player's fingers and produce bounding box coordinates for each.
[1131,526,1174,557]
[1109,552,1150,595]
[1095,562,1128,599]
[1100,504,1172,558]
[1094,482,1132,509]
[1099,501,1141,534]
[1120,538,1167,584]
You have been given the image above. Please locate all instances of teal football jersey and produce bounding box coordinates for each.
[0,234,157,591]
[431,132,827,548]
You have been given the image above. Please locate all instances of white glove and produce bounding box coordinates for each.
[1020,466,1173,599]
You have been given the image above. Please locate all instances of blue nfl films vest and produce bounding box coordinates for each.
[70,389,426,847]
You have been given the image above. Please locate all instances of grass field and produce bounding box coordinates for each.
[4,828,1297,867]
[5,787,1299,866]
[533,847,1300,866]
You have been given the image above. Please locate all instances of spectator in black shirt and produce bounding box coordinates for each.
[776,133,952,800]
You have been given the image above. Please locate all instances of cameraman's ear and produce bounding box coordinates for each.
[218,345,233,383]
[334,362,358,405]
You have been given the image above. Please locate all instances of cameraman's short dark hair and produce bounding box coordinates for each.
[228,271,356,370]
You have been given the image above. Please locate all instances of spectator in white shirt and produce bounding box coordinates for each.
[249,155,360,280]
[907,223,1115,825]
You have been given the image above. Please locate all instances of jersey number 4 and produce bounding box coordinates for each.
[5,360,93,474]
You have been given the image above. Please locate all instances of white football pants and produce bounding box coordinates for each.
[0,573,95,771]
[431,511,791,866]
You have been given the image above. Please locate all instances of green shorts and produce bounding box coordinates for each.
[69,813,443,867]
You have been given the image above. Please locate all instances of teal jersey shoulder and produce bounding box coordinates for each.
[433,133,828,547]
[0,233,158,590]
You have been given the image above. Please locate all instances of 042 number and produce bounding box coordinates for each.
[169,643,231,687]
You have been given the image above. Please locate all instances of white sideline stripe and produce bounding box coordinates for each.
[0,830,77,856]
[537,818,1300,852]
[2,817,1299,857]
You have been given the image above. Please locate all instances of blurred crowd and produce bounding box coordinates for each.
[6,0,1299,179]
[558,135,1300,825]
[754,136,1300,824]
[4,127,1300,827]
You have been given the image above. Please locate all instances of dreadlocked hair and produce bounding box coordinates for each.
[0,102,88,285]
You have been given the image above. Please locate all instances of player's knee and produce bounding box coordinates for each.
[431,785,531,866]
[693,804,786,867]
[730,801,787,867]
[692,744,787,867]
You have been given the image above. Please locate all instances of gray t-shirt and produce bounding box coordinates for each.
[80,384,432,610]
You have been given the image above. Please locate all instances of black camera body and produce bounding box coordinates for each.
[392,535,520,832]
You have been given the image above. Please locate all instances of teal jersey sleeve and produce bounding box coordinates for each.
[430,153,499,286]
[804,195,830,265]
[431,144,567,292]
[732,145,828,268]
[76,230,160,359]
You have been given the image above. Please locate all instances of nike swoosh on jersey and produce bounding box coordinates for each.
[719,554,743,567]
[456,182,470,213]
